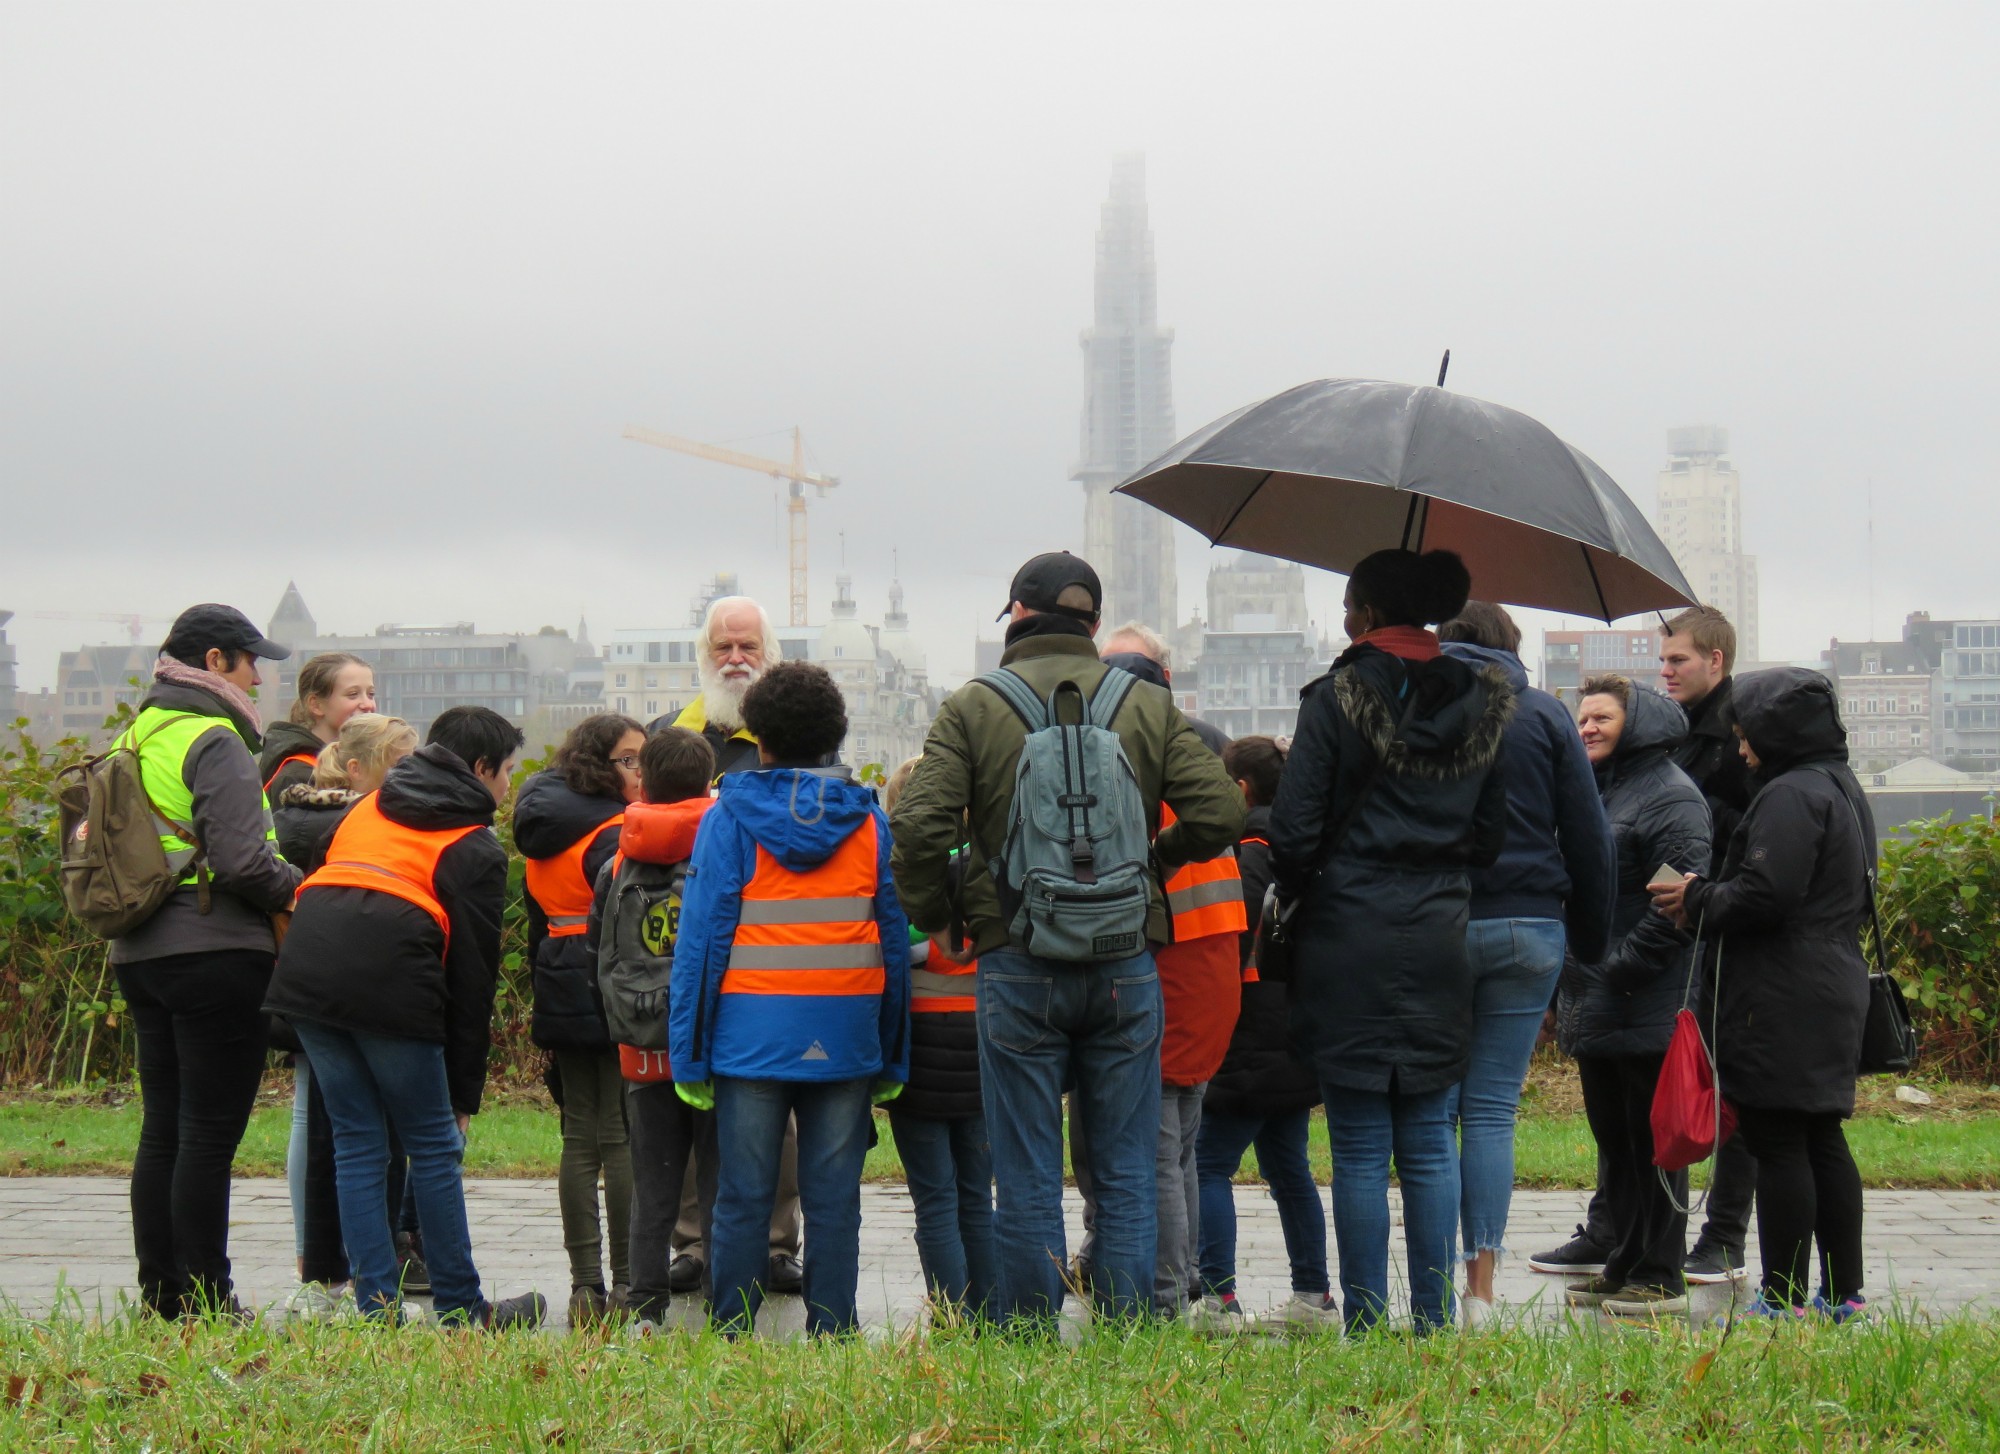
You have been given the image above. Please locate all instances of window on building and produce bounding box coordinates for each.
[615,674,627,688]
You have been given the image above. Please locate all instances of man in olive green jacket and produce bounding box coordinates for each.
[889,552,1243,1325]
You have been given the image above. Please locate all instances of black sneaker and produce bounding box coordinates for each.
[1527,1225,1609,1275]
[1563,1275,1627,1308]
[395,1231,432,1296]
[767,1252,804,1295]
[667,1254,705,1295]
[1682,1240,1749,1285]
[486,1291,547,1331]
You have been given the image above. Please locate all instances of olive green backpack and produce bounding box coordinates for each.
[55,714,210,938]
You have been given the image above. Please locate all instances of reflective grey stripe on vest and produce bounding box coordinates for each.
[911,966,976,1001]
[725,942,885,970]
[547,913,590,929]
[737,896,873,926]
[1167,878,1244,914]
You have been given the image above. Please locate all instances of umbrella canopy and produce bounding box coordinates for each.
[1114,378,1696,622]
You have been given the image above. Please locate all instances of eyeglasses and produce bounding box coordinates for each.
[609,754,641,772]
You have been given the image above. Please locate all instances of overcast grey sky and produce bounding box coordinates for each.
[4,2,1996,689]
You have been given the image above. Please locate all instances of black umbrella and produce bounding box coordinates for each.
[1113,377,1696,622]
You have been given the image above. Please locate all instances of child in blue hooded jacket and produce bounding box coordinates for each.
[669,661,910,1336]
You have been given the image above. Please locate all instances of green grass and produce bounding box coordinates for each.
[7,1096,1999,1189]
[3,1304,1998,1450]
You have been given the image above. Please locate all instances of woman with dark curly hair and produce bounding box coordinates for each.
[514,712,646,1326]
[1267,548,1514,1335]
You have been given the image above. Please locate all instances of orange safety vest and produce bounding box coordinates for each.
[524,811,625,938]
[1159,803,1249,942]
[300,794,481,947]
[1237,831,1268,984]
[911,947,977,1014]
[722,817,885,1000]
[264,752,319,792]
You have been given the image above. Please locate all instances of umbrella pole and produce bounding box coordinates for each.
[1436,350,1451,387]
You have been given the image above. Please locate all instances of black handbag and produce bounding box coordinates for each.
[1254,667,1421,983]
[1818,766,1919,1075]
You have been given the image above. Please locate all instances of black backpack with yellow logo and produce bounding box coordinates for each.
[594,855,688,1050]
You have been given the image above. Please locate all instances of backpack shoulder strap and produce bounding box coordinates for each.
[1087,666,1139,730]
[978,669,1048,733]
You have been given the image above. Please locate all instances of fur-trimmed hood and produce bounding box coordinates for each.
[277,783,359,811]
[1326,647,1515,783]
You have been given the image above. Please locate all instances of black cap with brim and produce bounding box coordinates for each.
[162,603,293,662]
[997,551,1103,622]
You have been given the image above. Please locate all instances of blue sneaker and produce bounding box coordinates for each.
[1810,1293,1869,1325]
[1717,1291,1805,1327]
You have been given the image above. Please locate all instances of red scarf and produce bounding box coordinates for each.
[1352,625,1440,662]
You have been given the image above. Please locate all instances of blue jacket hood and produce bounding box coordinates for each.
[716,766,876,870]
[1441,641,1530,693]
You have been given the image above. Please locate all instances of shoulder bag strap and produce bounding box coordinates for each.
[977,669,1049,733]
[1807,762,1890,975]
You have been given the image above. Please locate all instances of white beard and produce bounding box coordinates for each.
[697,655,759,733]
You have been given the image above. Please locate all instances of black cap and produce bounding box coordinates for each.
[161,604,292,663]
[997,551,1103,623]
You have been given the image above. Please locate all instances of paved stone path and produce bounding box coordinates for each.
[3,1178,1995,1333]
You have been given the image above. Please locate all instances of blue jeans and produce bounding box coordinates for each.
[1195,1108,1328,1297]
[710,1076,872,1337]
[887,1108,997,1319]
[977,948,1162,1326]
[1445,918,1564,1262]
[1321,1083,1459,1334]
[292,1021,485,1322]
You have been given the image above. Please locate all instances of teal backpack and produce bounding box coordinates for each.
[978,667,1151,963]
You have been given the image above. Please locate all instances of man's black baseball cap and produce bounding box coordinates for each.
[997,551,1103,623]
[161,604,292,662]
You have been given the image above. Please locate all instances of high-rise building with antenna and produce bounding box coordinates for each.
[1656,426,1759,660]
[1075,154,1179,634]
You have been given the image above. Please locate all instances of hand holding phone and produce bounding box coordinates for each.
[1647,863,1685,890]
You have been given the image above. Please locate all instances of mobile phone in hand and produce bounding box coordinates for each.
[1647,863,1684,889]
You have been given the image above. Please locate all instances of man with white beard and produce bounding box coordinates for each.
[645,594,808,1298]
[648,596,779,779]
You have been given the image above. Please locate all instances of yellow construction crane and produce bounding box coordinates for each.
[622,425,840,627]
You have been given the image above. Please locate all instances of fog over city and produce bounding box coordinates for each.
[4,3,1996,689]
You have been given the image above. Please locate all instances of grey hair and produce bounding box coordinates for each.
[702,595,782,665]
[1104,620,1169,669]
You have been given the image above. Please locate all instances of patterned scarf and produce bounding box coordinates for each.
[154,656,262,731]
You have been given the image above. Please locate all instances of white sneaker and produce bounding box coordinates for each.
[1272,1292,1342,1335]
[284,1282,352,1322]
[1185,1294,1253,1336]
[1460,1294,1496,1331]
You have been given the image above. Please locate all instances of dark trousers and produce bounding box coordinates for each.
[626,1080,716,1322]
[1577,1053,1687,1290]
[1585,1101,1758,1258]
[1733,1103,1865,1305]
[114,950,274,1315]
[300,1071,349,1285]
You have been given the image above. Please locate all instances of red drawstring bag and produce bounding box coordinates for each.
[1652,1008,1736,1171]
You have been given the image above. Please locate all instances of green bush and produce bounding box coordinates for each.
[1879,811,2000,1080]
[0,715,138,1086]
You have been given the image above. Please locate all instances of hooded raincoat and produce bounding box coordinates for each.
[1682,669,1873,1116]
[1557,688,1712,1059]
[1270,642,1514,1095]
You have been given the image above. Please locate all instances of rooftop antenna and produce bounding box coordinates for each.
[839,530,847,570]
[1436,349,1451,388]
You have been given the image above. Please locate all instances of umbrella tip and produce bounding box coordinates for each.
[1436,349,1451,388]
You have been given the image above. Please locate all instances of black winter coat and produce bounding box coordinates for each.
[1683,669,1872,1116]
[263,745,508,1115]
[1558,690,1712,1059]
[1670,677,1759,851]
[1205,806,1321,1120]
[513,771,627,1050]
[258,719,326,803]
[268,784,359,1056]
[273,784,357,876]
[900,997,981,1121]
[1270,644,1514,1096]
